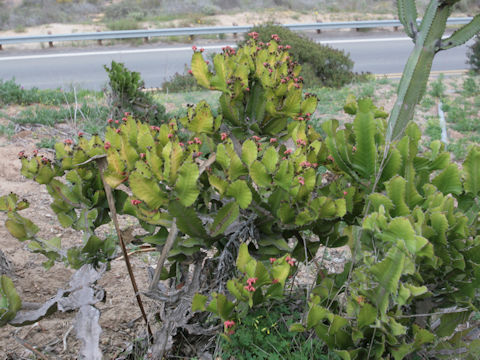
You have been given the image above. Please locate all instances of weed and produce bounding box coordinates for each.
[161,68,199,93]
[36,137,57,149]
[462,76,479,97]
[428,74,446,98]
[11,106,72,126]
[420,95,436,111]
[425,116,442,141]
[447,138,469,160]
[218,300,334,360]
[0,122,15,138]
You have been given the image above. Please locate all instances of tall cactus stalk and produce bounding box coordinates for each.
[387,0,480,142]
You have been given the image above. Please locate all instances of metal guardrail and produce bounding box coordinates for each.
[0,17,473,46]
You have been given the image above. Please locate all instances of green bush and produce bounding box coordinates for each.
[161,68,199,93]
[467,35,480,73]
[104,61,167,125]
[240,24,356,88]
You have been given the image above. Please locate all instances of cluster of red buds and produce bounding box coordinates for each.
[247,31,259,40]
[18,150,26,159]
[167,133,174,139]
[269,257,276,264]
[224,320,235,329]
[221,46,236,56]
[283,149,293,155]
[296,139,307,146]
[192,151,203,159]
[298,176,305,186]
[224,320,235,335]
[191,45,205,53]
[244,277,257,292]
[269,138,277,144]
[64,139,73,145]
[299,161,318,168]
[285,255,296,266]
[271,34,280,41]
[188,137,202,146]
[78,132,84,137]
[41,157,49,164]
[327,155,335,162]
[104,141,111,150]
[131,199,142,206]
[272,278,279,284]
[140,153,146,159]
[221,132,228,141]
[150,125,161,131]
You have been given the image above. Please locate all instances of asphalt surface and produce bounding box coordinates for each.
[0,32,473,90]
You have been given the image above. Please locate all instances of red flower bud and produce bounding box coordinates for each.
[104,141,111,150]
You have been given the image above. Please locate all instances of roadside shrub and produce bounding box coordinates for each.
[104,61,167,125]
[241,24,356,88]
[0,79,74,106]
[161,68,199,92]
[106,18,140,31]
[467,35,480,73]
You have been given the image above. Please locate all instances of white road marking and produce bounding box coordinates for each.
[0,44,234,61]
[0,37,415,61]
[319,37,411,44]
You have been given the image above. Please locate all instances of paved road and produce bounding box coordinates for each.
[0,33,473,90]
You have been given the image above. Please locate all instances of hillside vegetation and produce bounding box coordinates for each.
[1,0,478,31]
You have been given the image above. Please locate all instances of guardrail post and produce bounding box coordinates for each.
[189,34,195,41]
[0,44,2,50]
[394,25,399,31]
[316,20,322,34]
[48,31,54,48]
[144,27,149,43]
[97,30,102,46]
[232,22,238,39]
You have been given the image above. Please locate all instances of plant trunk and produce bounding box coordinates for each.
[387,2,450,142]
